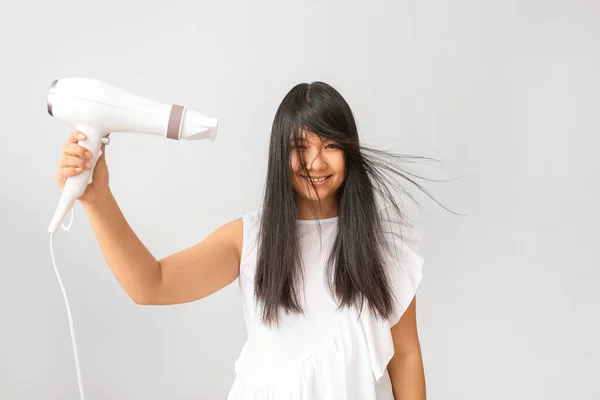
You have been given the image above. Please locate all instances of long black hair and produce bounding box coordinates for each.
[255,81,459,326]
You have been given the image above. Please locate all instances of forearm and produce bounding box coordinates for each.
[81,190,161,303]
[389,350,426,400]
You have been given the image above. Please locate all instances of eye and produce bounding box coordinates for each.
[326,144,339,149]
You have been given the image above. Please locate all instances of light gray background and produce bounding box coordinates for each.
[1,0,598,399]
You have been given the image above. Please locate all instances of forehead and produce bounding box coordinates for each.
[291,130,323,142]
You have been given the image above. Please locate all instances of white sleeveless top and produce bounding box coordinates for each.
[227,208,424,400]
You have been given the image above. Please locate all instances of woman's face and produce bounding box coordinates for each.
[289,131,345,205]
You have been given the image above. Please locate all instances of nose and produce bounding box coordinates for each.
[305,147,327,171]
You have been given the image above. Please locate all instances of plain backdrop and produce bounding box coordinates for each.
[1,0,598,399]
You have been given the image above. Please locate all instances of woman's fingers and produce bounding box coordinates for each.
[67,130,86,143]
[59,154,93,169]
[62,142,93,160]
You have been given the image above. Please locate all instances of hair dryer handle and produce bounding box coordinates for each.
[48,127,107,233]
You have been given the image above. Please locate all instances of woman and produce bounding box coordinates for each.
[55,81,444,399]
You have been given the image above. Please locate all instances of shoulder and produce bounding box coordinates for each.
[213,209,260,256]
[223,209,260,264]
[205,216,243,265]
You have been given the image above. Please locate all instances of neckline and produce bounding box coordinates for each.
[296,216,339,225]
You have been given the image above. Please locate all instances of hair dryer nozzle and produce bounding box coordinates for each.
[179,109,219,141]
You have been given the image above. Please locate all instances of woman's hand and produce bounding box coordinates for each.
[54,130,111,205]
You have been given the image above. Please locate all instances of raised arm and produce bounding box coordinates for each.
[82,191,243,305]
[58,130,242,306]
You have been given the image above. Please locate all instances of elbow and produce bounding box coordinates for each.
[130,287,158,305]
[132,295,154,305]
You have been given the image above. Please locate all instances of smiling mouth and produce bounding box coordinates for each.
[302,175,332,183]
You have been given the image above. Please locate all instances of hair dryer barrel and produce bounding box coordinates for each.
[47,77,219,232]
[48,77,218,140]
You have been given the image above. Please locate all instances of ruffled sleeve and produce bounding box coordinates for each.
[383,219,424,328]
[360,208,425,380]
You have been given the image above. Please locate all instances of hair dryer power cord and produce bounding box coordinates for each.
[49,206,86,400]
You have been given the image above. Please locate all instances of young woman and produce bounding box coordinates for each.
[55,81,444,399]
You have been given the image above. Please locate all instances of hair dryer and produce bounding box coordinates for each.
[46,77,219,400]
[47,77,219,233]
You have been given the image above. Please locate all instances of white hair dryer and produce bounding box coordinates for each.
[46,77,218,400]
[47,77,219,233]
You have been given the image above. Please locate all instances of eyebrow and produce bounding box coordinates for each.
[290,136,306,144]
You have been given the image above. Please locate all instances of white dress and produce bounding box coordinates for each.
[227,208,424,400]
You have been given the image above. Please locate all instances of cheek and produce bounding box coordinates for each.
[332,155,345,175]
[289,153,301,173]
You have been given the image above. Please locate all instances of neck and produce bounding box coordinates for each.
[296,198,339,220]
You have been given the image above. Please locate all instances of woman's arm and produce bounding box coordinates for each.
[152,216,242,305]
[387,296,427,400]
[83,190,242,305]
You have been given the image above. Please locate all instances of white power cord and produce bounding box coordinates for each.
[49,206,86,400]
